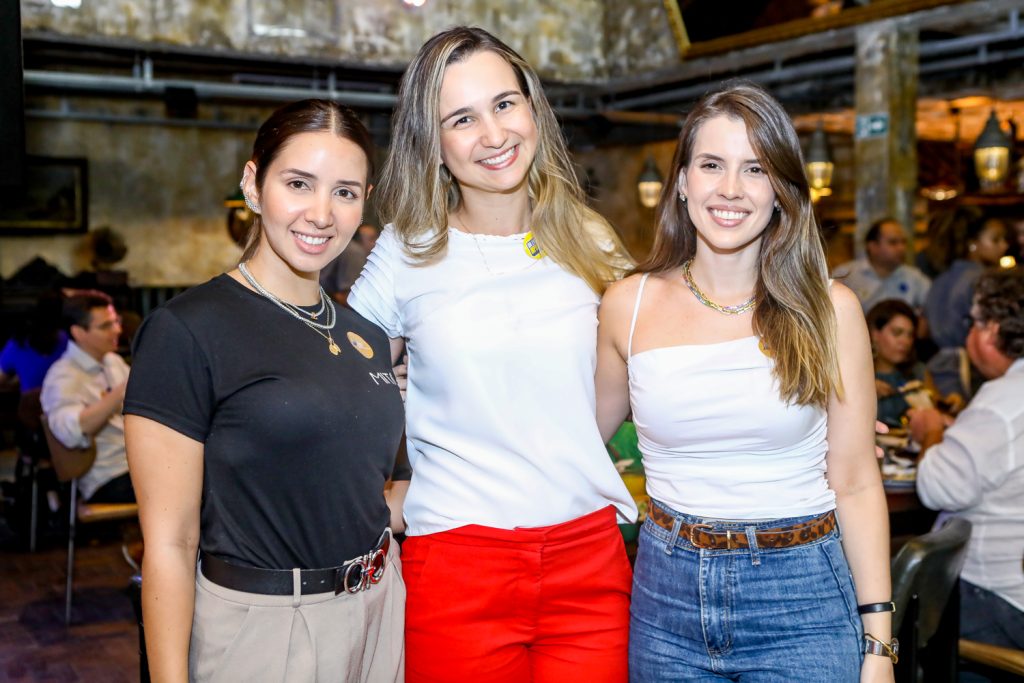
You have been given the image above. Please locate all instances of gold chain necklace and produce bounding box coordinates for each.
[681,260,756,315]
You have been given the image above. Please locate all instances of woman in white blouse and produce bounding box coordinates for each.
[349,26,636,683]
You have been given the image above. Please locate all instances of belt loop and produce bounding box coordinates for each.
[664,516,683,556]
[292,568,302,607]
[745,526,761,566]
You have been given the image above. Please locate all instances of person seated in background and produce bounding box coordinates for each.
[0,292,68,394]
[357,223,381,253]
[909,267,1024,654]
[924,213,1009,399]
[867,299,935,427]
[832,216,931,312]
[41,290,133,504]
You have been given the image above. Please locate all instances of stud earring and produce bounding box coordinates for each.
[774,201,781,211]
[679,193,687,203]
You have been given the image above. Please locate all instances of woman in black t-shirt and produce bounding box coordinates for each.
[124,100,407,682]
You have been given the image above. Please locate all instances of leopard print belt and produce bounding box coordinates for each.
[649,501,837,550]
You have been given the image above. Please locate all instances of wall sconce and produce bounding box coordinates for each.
[974,109,1011,191]
[805,121,833,203]
[637,156,663,209]
[225,190,255,247]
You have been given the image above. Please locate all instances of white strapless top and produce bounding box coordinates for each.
[627,274,835,520]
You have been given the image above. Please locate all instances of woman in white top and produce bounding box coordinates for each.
[596,82,895,682]
[349,26,636,683]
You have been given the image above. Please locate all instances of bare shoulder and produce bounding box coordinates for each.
[828,281,866,330]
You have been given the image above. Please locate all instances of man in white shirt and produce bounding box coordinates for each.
[909,268,1024,650]
[41,290,133,503]
[832,217,931,311]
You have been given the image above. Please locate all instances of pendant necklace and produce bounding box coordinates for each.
[681,259,756,315]
[238,262,342,356]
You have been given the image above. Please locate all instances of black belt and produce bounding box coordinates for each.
[200,529,392,596]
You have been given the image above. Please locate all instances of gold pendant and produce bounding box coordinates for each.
[329,340,341,355]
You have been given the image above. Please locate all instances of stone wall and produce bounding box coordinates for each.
[1,99,269,285]
[21,0,677,82]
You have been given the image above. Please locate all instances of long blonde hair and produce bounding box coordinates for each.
[638,81,841,407]
[376,26,631,293]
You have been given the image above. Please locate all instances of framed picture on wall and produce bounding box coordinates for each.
[0,156,88,234]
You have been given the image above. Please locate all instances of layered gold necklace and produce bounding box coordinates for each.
[238,262,341,355]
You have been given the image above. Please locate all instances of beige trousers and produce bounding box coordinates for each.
[189,544,404,683]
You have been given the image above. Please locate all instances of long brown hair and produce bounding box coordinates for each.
[638,81,841,407]
[241,99,375,262]
[375,26,631,293]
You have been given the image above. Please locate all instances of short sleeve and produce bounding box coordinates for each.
[348,224,404,339]
[124,307,215,443]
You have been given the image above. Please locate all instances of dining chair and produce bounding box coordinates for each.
[41,417,138,625]
[891,516,972,683]
[14,388,47,551]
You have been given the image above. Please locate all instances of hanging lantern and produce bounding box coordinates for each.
[973,110,1011,191]
[805,121,833,202]
[637,156,664,209]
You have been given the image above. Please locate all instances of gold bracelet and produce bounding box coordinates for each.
[863,632,899,664]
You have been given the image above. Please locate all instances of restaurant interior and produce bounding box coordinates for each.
[1,0,1023,681]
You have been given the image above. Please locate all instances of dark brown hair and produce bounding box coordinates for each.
[638,80,839,407]
[61,289,113,333]
[866,298,919,376]
[975,267,1024,359]
[241,99,375,262]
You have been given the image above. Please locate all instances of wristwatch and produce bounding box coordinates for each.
[863,633,899,664]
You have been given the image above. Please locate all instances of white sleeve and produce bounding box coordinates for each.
[349,224,404,339]
[916,406,1007,512]
[40,363,90,449]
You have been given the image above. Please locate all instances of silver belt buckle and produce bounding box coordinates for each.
[338,528,391,595]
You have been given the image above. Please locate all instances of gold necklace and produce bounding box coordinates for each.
[681,260,756,315]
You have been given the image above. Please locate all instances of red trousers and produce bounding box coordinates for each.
[402,506,632,683]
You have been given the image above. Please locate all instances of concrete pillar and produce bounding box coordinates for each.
[854,20,918,257]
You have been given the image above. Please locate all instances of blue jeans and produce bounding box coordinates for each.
[629,502,863,682]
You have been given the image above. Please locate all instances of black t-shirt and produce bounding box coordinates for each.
[124,274,406,569]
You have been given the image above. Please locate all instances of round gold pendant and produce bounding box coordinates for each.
[329,341,341,356]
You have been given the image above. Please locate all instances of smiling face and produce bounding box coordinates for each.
[678,115,776,255]
[871,313,915,368]
[437,49,538,203]
[247,131,368,277]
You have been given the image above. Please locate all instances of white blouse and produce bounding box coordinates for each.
[349,225,636,536]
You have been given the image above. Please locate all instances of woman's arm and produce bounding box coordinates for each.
[126,415,204,683]
[595,277,638,443]
[824,284,894,683]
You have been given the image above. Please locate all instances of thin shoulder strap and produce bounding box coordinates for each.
[627,273,650,359]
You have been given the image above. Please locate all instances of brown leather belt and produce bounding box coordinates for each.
[649,501,836,550]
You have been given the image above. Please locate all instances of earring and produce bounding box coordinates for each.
[240,178,260,214]
[679,193,687,203]
[774,201,781,211]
